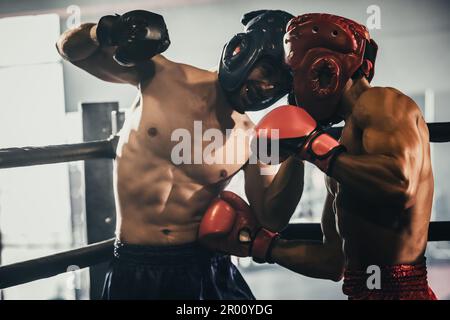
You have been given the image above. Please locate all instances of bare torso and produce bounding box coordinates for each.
[327,87,433,269]
[114,56,253,245]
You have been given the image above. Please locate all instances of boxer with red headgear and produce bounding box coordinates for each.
[251,13,437,300]
[284,13,377,124]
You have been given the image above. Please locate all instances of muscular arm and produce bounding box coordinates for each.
[331,88,425,210]
[244,157,304,232]
[56,23,153,85]
[271,192,344,281]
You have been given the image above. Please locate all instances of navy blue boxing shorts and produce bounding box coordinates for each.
[101,240,255,300]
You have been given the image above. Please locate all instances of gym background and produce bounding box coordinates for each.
[0,0,449,299]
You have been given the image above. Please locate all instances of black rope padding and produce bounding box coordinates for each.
[281,221,450,242]
[0,135,118,169]
[1,221,450,289]
[326,122,450,143]
[0,238,114,289]
[0,123,449,170]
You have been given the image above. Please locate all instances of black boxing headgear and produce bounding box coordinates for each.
[219,10,294,113]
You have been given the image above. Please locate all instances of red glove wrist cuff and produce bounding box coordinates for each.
[301,130,346,175]
[251,229,279,264]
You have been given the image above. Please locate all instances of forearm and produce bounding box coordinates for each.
[331,153,414,207]
[56,23,99,62]
[262,157,304,231]
[271,239,344,281]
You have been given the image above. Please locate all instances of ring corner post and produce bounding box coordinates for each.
[81,102,120,300]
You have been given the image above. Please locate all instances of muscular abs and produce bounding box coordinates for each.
[115,61,250,245]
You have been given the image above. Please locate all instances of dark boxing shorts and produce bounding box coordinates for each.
[102,240,255,300]
[343,258,437,300]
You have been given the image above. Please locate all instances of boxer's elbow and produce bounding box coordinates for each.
[383,158,417,210]
[56,36,82,61]
[392,181,416,210]
[327,269,344,282]
[325,250,345,282]
[56,37,69,60]
[56,23,95,61]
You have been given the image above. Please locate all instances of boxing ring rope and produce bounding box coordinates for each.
[0,122,448,169]
[2,221,450,289]
[0,239,114,289]
[327,122,450,143]
[0,135,119,169]
[0,122,450,290]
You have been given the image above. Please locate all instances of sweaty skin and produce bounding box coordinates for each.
[271,78,433,280]
[56,23,304,246]
[331,84,433,269]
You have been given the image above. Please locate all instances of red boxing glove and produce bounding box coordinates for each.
[198,191,279,263]
[255,105,346,175]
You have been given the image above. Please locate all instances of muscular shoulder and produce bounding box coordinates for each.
[139,55,181,88]
[352,86,421,129]
[152,54,178,70]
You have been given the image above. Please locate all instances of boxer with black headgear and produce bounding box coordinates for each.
[248,13,436,300]
[219,10,294,113]
[56,9,304,300]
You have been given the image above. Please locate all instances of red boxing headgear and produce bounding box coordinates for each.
[284,13,376,124]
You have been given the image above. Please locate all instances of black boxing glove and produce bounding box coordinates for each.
[96,10,171,66]
[96,14,121,47]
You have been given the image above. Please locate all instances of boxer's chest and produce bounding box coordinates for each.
[132,95,249,185]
